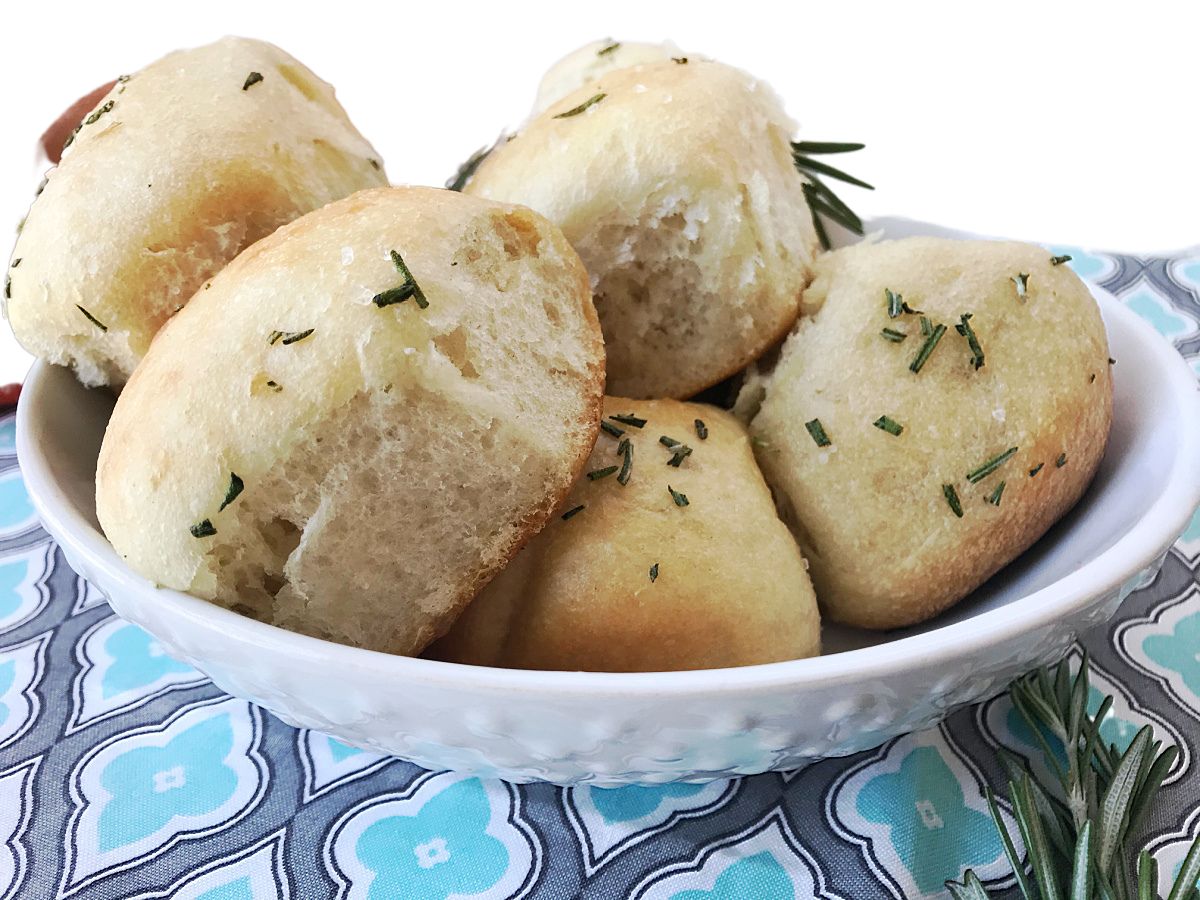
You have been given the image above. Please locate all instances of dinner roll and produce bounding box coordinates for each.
[6,36,386,388]
[531,39,682,116]
[96,187,605,656]
[430,398,821,671]
[464,59,821,399]
[745,238,1112,630]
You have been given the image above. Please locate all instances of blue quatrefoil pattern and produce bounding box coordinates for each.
[0,244,1198,898]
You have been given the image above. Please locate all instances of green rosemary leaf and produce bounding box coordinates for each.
[1030,463,1045,477]
[1097,727,1152,872]
[805,418,831,447]
[84,99,114,125]
[659,435,680,449]
[881,327,907,342]
[1167,834,1200,900]
[1051,255,1073,266]
[873,415,903,436]
[967,447,1019,483]
[886,288,904,318]
[1125,744,1179,846]
[383,249,428,309]
[694,419,708,440]
[649,562,659,582]
[955,312,985,370]
[189,519,216,538]
[1057,453,1068,468]
[554,92,606,118]
[666,444,693,467]
[668,485,689,507]
[804,177,864,234]
[618,438,634,485]
[1012,772,1064,900]
[242,71,264,91]
[3,277,10,300]
[791,140,866,155]
[986,786,1037,900]
[920,316,933,336]
[265,380,282,392]
[1071,821,1094,900]
[587,465,618,481]
[600,420,625,439]
[672,57,688,64]
[909,323,947,373]
[610,413,647,428]
[597,40,620,55]
[219,472,244,511]
[561,504,585,520]
[372,285,414,307]
[368,158,381,170]
[943,484,964,518]
[446,138,501,192]
[1012,272,1031,299]
[792,153,875,189]
[270,329,314,346]
[76,305,108,332]
[803,185,832,250]
[945,870,992,900]
[10,258,20,268]
[987,481,1006,506]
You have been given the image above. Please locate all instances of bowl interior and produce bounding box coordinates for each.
[18,282,1184,661]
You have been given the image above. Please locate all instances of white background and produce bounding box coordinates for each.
[1,1,1197,384]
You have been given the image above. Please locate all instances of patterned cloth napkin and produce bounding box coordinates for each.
[1,245,1198,900]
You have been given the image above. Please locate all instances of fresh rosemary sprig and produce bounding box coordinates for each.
[948,653,1200,900]
[792,141,872,250]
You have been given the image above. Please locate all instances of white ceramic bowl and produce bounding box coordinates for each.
[16,257,1200,786]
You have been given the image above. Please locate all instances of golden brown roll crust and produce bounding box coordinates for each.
[430,398,821,671]
[465,59,820,400]
[6,36,387,387]
[746,238,1113,630]
[96,187,605,656]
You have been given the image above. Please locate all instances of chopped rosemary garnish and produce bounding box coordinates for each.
[269,329,314,346]
[368,158,381,170]
[919,316,933,337]
[610,413,647,428]
[1108,357,1116,365]
[219,472,244,511]
[873,415,903,436]
[668,485,689,507]
[666,444,692,467]
[242,71,264,91]
[561,504,585,520]
[659,435,681,448]
[1012,272,1030,299]
[76,305,108,332]
[10,258,20,268]
[909,323,947,373]
[943,484,964,518]
[886,288,904,318]
[793,140,872,249]
[618,439,634,485]
[649,562,659,582]
[955,312,985,370]
[805,418,831,447]
[190,519,217,538]
[445,138,502,192]
[986,480,1006,506]
[966,446,1019,483]
[1029,463,1044,477]
[83,100,114,126]
[265,380,282,392]
[597,40,620,55]
[3,277,9,301]
[1090,373,1096,383]
[694,419,708,440]
[1056,452,1068,468]
[373,250,428,309]
[1049,254,1072,266]
[553,92,606,119]
[587,465,618,481]
[672,56,688,64]
[600,420,625,439]
[881,327,907,342]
